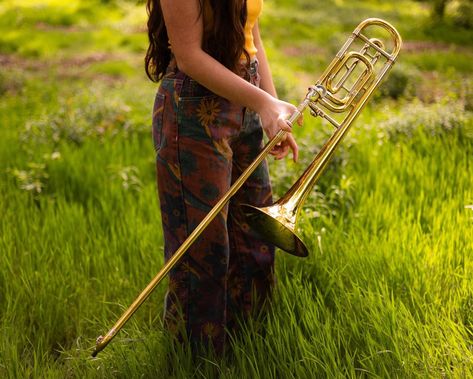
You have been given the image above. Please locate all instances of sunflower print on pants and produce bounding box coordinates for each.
[152,59,275,354]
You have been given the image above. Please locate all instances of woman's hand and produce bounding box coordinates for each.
[257,96,303,162]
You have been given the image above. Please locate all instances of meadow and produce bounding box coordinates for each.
[0,0,472,377]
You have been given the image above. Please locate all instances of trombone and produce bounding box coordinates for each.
[92,18,402,357]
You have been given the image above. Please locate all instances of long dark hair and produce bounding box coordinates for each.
[145,0,248,82]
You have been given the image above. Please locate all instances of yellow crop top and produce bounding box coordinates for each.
[244,0,263,58]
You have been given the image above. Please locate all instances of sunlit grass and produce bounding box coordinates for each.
[1,0,472,378]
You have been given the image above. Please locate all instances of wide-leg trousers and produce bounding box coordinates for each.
[152,59,275,353]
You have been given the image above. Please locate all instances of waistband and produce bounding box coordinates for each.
[162,57,259,99]
[165,57,258,81]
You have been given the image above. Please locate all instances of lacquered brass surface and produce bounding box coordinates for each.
[92,18,402,357]
[242,18,402,257]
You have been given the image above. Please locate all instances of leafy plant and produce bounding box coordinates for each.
[20,89,139,151]
[109,165,143,192]
[377,64,422,100]
[7,163,49,195]
[381,100,471,140]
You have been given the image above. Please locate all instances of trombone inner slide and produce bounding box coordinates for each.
[91,18,401,357]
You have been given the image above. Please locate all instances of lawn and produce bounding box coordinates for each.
[0,0,472,377]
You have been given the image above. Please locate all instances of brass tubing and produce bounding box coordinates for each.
[242,18,401,257]
[91,18,402,356]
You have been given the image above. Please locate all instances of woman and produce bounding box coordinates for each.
[145,0,300,354]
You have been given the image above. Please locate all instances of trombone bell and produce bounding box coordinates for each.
[242,204,309,257]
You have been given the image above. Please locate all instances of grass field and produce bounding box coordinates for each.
[1,0,472,377]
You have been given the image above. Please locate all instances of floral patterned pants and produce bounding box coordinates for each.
[152,59,275,353]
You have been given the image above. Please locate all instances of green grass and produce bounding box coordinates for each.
[1,0,472,377]
[403,50,473,74]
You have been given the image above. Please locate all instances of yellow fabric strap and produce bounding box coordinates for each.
[244,0,263,58]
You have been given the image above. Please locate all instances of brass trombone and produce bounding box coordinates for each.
[92,18,402,357]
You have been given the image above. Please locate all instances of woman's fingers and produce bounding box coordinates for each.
[286,133,299,162]
[273,134,298,162]
[270,143,288,159]
[260,98,301,161]
[270,133,299,162]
